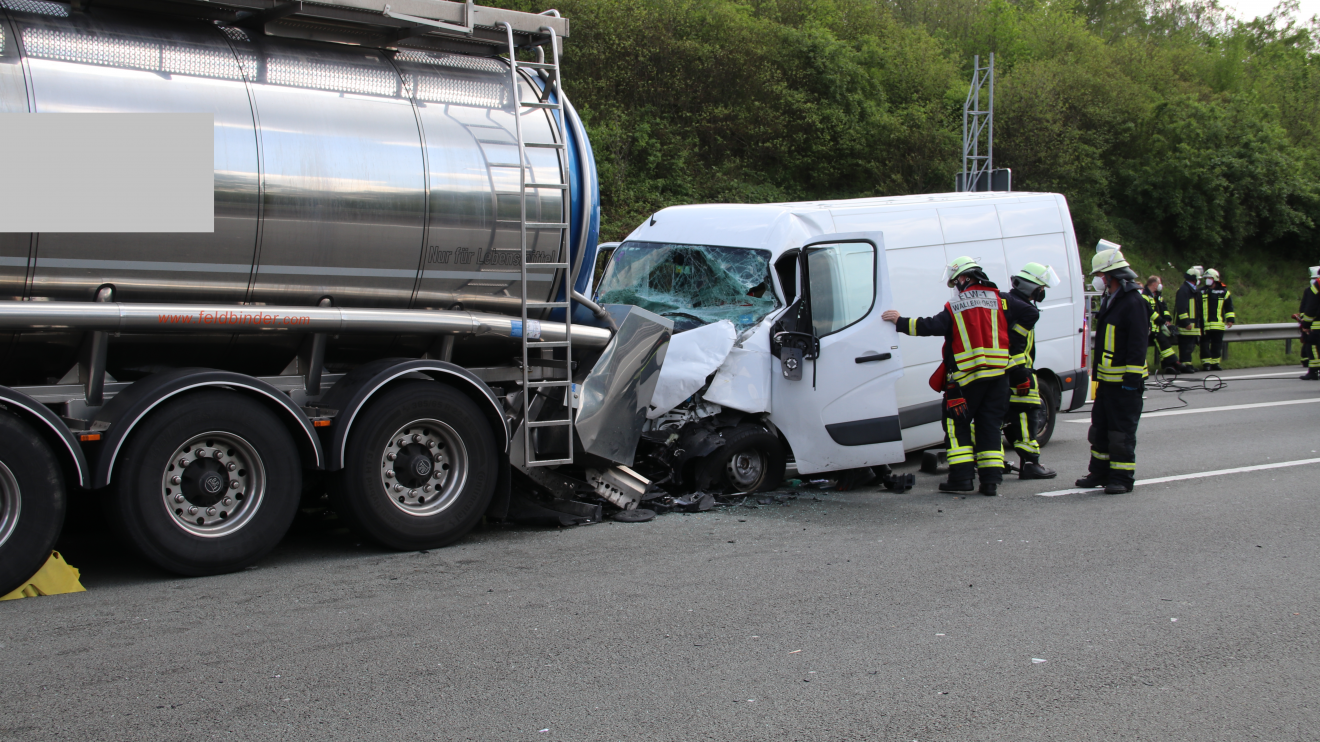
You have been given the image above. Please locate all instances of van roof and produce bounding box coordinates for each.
[626,191,1066,255]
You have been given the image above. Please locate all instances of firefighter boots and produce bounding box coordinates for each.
[1019,461,1057,479]
[1075,473,1107,488]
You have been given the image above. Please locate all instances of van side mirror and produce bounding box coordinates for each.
[770,248,818,381]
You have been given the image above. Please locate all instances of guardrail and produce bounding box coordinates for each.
[1223,323,1298,343]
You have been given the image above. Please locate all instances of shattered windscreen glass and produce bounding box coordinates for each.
[594,241,779,331]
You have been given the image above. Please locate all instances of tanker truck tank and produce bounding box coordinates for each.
[0,0,601,384]
[0,0,666,596]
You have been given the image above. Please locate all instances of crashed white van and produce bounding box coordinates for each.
[594,191,1089,493]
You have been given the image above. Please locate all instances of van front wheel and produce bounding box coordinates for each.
[695,424,786,493]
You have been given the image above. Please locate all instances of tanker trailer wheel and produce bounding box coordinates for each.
[0,412,67,597]
[331,381,496,551]
[109,391,301,576]
[696,424,786,494]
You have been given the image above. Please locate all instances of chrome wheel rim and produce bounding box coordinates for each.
[0,460,20,549]
[160,432,265,538]
[726,449,765,491]
[378,419,468,517]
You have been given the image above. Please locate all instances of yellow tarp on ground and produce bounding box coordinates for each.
[1,551,86,601]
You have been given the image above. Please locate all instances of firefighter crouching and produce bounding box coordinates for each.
[1199,268,1234,371]
[882,257,1011,496]
[1143,275,1181,373]
[1174,265,1204,370]
[1076,245,1150,495]
[1001,262,1059,480]
[1299,266,1320,381]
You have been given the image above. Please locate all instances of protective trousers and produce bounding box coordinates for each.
[1177,332,1199,364]
[944,374,1010,486]
[1002,372,1042,464]
[1200,330,1225,366]
[1087,382,1142,488]
[1151,328,1177,369]
[1302,332,1320,369]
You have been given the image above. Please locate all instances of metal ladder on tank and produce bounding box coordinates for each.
[500,21,574,467]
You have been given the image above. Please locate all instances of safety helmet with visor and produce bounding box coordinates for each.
[1091,241,1129,274]
[1090,241,1134,294]
[1011,262,1061,302]
[943,256,984,288]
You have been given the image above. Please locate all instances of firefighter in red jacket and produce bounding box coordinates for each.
[1075,245,1150,495]
[882,257,1011,496]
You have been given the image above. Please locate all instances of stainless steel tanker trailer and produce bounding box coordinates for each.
[0,0,673,594]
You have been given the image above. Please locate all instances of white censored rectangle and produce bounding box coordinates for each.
[0,113,213,232]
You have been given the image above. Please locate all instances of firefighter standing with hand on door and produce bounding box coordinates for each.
[1143,275,1181,373]
[1298,266,1320,380]
[1001,262,1058,480]
[1174,265,1204,371]
[1198,269,1234,371]
[882,257,1011,496]
[1076,245,1150,495]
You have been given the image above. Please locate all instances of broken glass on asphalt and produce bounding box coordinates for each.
[594,241,779,331]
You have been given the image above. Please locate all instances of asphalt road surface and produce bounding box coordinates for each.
[3,366,1318,741]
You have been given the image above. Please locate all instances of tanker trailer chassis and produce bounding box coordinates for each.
[0,297,669,593]
[0,0,654,594]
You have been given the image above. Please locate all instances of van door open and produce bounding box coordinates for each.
[769,232,905,474]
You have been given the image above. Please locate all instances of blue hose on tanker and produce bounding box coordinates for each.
[535,76,603,328]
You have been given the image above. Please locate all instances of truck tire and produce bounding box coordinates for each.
[0,412,67,597]
[696,424,786,493]
[332,381,496,550]
[1035,375,1060,447]
[109,391,302,576]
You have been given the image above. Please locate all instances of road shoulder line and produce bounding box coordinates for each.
[1035,457,1320,497]
[1066,397,1320,423]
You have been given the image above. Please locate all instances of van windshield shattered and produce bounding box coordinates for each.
[594,241,779,331]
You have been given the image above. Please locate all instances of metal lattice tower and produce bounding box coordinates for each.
[959,53,994,192]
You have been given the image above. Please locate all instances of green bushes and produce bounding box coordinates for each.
[496,0,1319,303]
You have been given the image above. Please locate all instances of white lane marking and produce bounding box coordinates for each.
[1212,371,1306,380]
[1035,458,1320,497]
[1066,397,1320,423]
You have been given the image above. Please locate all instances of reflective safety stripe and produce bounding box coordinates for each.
[1013,413,1040,454]
[1159,346,1177,359]
[907,318,918,335]
[1012,324,1030,336]
[1097,324,1150,382]
[952,365,1007,384]
[1090,450,1110,461]
[975,449,1005,468]
[1110,461,1136,471]
[945,420,974,465]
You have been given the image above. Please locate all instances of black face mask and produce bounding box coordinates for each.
[1035,287,1046,302]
